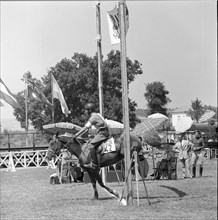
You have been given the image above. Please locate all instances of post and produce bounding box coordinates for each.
[33,133,35,150]
[119,0,133,205]
[24,75,28,147]
[7,134,10,150]
[51,73,54,123]
[134,151,140,206]
[96,1,106,184]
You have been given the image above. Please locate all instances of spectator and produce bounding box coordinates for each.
[150,140,176,180]
[174,133,192,179]
[190,130,205,178]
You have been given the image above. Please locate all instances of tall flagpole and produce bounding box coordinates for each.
[96,1,106,184]
[24,74,29,147]
[119,0,133,205]
[51,73,54,123]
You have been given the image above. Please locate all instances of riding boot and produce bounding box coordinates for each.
[199,166,203,177]
[84,147,99,170]
[192,166,196,178]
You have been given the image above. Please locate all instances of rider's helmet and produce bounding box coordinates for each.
[85,103,95,111]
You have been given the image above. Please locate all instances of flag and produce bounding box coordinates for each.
[27,80,52,107]
[0,78,21,109]
[198,110,215,123]
[106,3,129,45]
[51,74,70,116]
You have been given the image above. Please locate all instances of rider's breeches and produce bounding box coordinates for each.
[90,130,109,147]
[180,157,191,178]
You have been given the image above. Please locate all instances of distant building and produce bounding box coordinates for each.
[171,106,192,127]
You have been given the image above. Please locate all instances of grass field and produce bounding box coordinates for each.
[0,158,217,220]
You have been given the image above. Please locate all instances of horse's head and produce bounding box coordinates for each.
[46,133,62,161]
[46,132,82,161]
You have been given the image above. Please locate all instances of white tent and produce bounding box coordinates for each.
[147,113,168,119]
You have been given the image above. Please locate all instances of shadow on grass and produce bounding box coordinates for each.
[159,185,187,197]
[63,196,117,201]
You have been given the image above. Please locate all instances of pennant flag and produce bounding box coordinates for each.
[106,3,129,45]
[199,110,215,123]
[0,78,21,109]
[51,74,70,116]
[27,79,52,107]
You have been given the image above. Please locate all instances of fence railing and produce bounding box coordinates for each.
[0,149,63,169]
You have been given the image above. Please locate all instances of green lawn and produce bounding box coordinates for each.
[0,158,217,220]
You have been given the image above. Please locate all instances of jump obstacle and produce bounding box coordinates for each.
[119,150,151,206]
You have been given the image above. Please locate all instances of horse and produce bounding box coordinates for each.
[46,132,142,203]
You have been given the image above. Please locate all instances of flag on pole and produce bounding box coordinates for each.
[27,79,52,107]
[106,3,129,45]
[51,74,70,116]
[0,78,21,109]
[198,110,215,123]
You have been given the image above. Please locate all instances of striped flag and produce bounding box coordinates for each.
[106,3,129,45]
[51,74,70,117]
[0,78,21,109]
[27,79,52,107]
[198,110,215,123]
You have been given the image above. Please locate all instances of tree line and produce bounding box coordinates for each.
[12,50,216,132]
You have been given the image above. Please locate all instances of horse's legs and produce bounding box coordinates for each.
[95,173,120,199]
[88,173,99,199]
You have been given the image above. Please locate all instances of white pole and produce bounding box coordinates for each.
[119,0,133,205]
[96,1,106,184]
[24,74,28,147]
[134,151,140,206]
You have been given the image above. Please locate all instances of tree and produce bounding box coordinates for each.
[14,50,143,131]
[144,81,171,116]
[189,98,204,123]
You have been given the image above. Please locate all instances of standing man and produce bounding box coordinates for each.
[174,133,192,179]
[191,130,205,178]
[74,103,109,170]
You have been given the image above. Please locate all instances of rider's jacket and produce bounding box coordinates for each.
[85,113,109,147]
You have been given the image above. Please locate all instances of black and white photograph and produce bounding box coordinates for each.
[0,1,217,219]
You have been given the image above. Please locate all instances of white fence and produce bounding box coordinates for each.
[0,150,61,169]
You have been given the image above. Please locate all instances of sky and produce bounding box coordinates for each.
[0,1,217,130]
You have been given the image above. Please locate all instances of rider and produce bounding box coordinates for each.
[74,102,109,170]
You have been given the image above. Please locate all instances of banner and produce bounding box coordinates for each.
[0,78,21,109]
[106,3,129,45]
[27,79,52,107]
[51,74,70,116]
